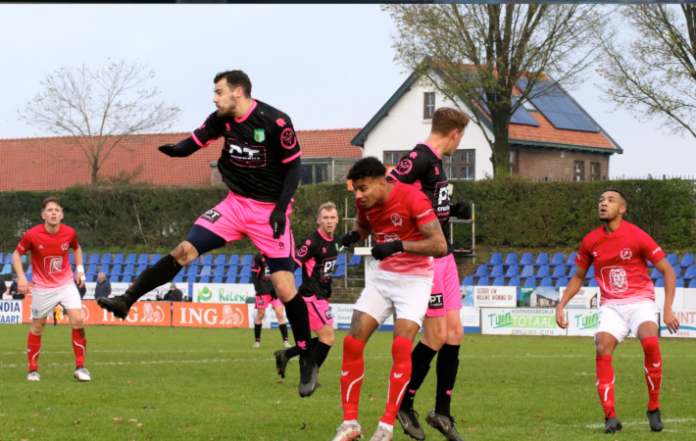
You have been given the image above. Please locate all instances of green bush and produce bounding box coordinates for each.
[0,179,693,253]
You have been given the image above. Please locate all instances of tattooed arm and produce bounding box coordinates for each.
[401,219,448,258]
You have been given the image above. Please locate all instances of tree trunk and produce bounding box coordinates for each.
[490,109,512,178]
[91,158,100,184]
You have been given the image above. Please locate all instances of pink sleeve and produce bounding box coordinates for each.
[16,232,31,255]
[574,236,593,269]
[640,231,666,264]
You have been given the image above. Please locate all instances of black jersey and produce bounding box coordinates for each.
[192,100,302,203]
[251,254,275,297]
[296,229,340,301]
[387,142,452,249]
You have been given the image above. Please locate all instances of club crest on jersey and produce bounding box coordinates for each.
[61,243,69,251]
[281,128,297,149]
[44,256,63,274]
[620,248,632,260]
[254,129,266,143]
[394,158,413,175]
[390,213,403,227]
[297,245,308,258]
[601,266,628,293]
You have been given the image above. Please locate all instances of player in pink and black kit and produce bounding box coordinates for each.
[388,107,471,441]
[12,197,90,382]
[97,70,320,397]
[251,253,291,348]
[556,190,680,433]
[333,158,448,441]
[274,202,340,380]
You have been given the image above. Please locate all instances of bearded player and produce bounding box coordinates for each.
[97,70,319,396]
[251,253,291,348]
[388,107,471,441]
[333,157,448,441]
[274,202,340,380]
[13,197,90,382]
[556,190,680,433]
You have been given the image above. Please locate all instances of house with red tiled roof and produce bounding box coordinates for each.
[351,69,622,181]
[0,128,361,191]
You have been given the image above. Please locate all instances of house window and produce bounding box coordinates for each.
[384,151,410,166]
[509,149,519,174]
[443,149,476,181]
[424,92,436,119]
[300,164,329,185]
[590,162,601,181]
[574,161,585,181]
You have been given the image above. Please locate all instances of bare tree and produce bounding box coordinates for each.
[597,5,696,140]
[385,5,607,177]
[19,59,181,183]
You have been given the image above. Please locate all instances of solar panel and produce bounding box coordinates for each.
[476,92,540,127]
[517,79,599,132]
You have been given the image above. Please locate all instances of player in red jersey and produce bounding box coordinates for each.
[556,190,680,433]
[332,157,448,441]
[12,197,90,382]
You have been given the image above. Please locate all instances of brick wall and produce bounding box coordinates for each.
[516,148,611,181]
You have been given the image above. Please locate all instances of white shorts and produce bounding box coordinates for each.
[595,301,659,344]
[354,270,433,327]
[31,283,82,319]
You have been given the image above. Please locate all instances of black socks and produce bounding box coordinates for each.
[281,294,313,361]
[124,254,183,305]
[435,343,460,417]
[286,337,332,368]
[279,324,288,341]
[254,323,262,342]
[401,341,438,411]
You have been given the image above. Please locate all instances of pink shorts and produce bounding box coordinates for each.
[426,253,462,318]
[194,191,295,258]
[303,295,333,331]
[255,294,282,309]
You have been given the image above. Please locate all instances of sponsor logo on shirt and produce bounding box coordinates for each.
[429,293,444,309]
[39,245,44,249]
[44,256,63,274]
[322,259,336,280]
[227,138,266,168]
[201,210,222,223]
[276,118,286,127]
[390,213,402,227]
[375,233,401,243]
[620,248,632,260]
[652,247,662,255]
[324,309,332,320]
[601,266,628,293]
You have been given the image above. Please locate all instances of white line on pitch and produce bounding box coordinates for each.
[584,418,696,429]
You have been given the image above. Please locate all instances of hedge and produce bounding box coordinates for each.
[0,179,693,253]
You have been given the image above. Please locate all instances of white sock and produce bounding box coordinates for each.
[378,422,394,432]
[343,419,359,425]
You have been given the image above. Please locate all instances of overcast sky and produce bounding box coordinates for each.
[1,4,693,178]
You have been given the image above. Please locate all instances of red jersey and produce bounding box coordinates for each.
[575,221,665,306]
[357,182,438,278]
[16,224,79,291]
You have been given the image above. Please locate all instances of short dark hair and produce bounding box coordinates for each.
[432,107,470,136]
[214,70,252,98]
[604,189,627,205]
[347,157,387,182]
[42,197,63,211]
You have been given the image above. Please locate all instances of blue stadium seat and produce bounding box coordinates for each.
[504,253,518,266]
[138,254,150,265]
[520,265,535,278]
[294,267,302,277]
[69,254,75,265]
[215,255,228,267]
[200,265,212,277]
[677,278,685,288]
[462,276,474,286]
[650,267,663,279]
[241,255,253,266]
[0,253,3,264]
[201,255,213,266]
[225,276,236,284]
[337,254,347,266]
[551,253,565,265]
[568,266,578,278]
[109,275,119,283]
[505,265,519,278]
[239,266,251,278]
[586,266,595,279]
[25,273,33,282]
[185,276,197,284]
[537,266,550,278]
[2,254,11,264]
[212,276,223,284]
[113,253,124,265]
[213,266,226,277]
[21,255,26,264]
[666,254,678,266]
[508,276,520,287]
[121,275,132,284]
[488,253,503,266]
[239,276,250,284]
[690,279,696,288]
[173,275,184,284]
[673,264,683,278]
[648,259,654,268]
[0,264,11,276]
[551,266,566,279]
[683,266,696,280]
[26,264,33,275]
[565,253,577,266]
[186,266,199,277]
[655,279,664,288]
[520,253,534,266]
[101,254,112,265]
[295,276,301,289]
[680,254,695,267]
[99,265,110,275]
[475,265,488,277]
[227,254,240,266]
[539,278,552,287]
[555,277,568,288]
[477,277,490,286]
[226,266,239,278]
[523,277,537,287]
[199,276,210,284]
[110,264,123,276]
[86,265,98,275]
[126,254,137,265]
[490,265,504,278]
[85,274,94,283]
[150,254,162,265]
[589,279,599,287]
[535,253,549,266]
[492,277,505,286]
[333,265,346,278]
[88,254,100,265]
[348,254,362,267]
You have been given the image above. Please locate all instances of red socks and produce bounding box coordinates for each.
[642,336,662,411]
[27,332,41,372]
[72,328,87,368]
[380,336,413,426]
[341,336,366,421]
[596,355,616,419]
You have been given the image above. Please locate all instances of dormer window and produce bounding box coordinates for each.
[424,92,435,119]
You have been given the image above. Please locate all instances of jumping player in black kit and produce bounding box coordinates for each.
[97,70,320,397]
[389,108,472,441]
[274,202,340,382]
[251,253,291,349]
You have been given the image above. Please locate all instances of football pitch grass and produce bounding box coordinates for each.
[1,325,695,441]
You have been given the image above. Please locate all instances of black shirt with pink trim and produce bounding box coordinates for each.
[192,100,302,203]
[251,254,276,297]
[296,229,340,301]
